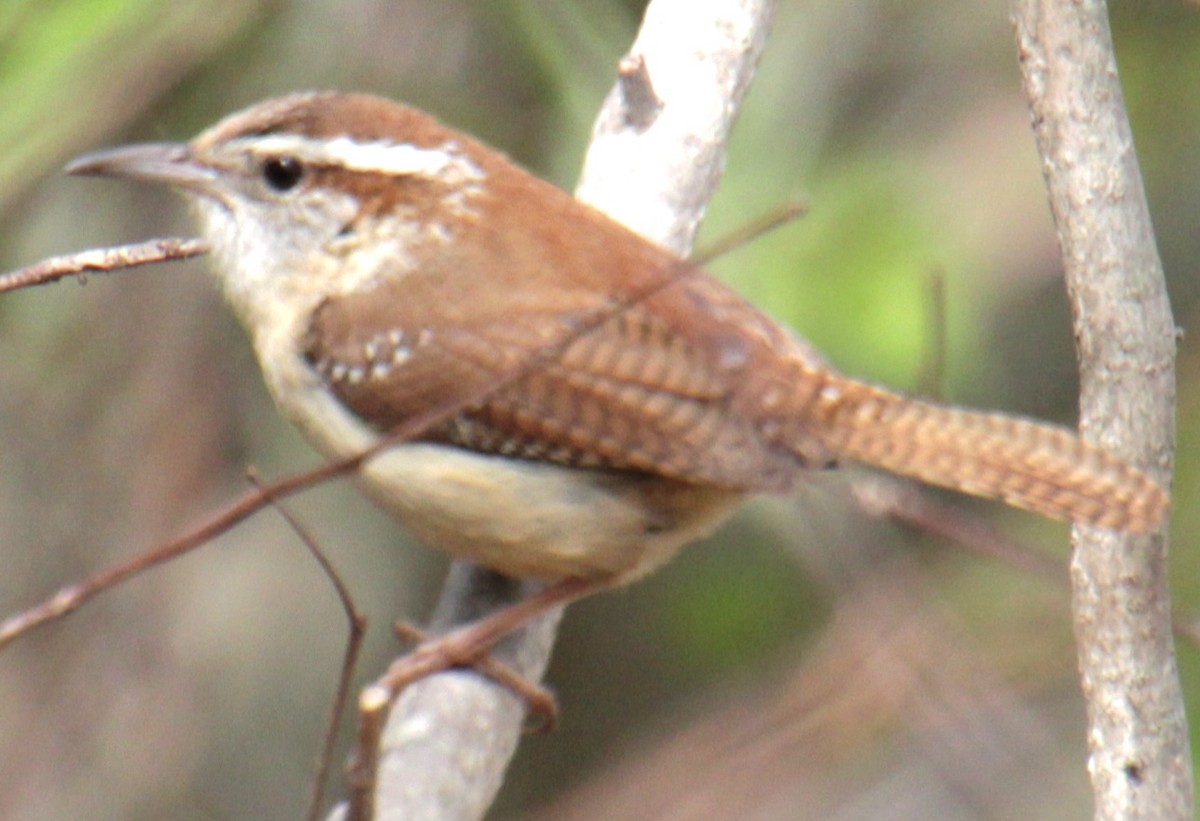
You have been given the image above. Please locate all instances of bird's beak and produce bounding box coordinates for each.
[65,142,219,199]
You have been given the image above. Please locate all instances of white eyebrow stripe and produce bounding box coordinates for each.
[236,134,485,181]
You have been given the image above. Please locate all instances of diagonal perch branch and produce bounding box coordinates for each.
[354,1,783,819]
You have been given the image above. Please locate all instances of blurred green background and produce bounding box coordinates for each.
[1,1,1198,819]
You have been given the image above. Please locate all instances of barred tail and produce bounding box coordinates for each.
[805,376,1168,533]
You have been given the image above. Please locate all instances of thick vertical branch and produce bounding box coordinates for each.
[355,1,781,819]
[1008,2,1189,820]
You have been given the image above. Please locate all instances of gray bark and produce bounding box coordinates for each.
[1008,2,1191,819]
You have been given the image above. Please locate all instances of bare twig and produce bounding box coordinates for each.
[849,474,1067,583]
[1,225,732,650]
[1009,2,1190,819]
[0,365,539,648]
[0,237,208,293]
[690,200,807,268]
[0,449,356,649]
[916,268,949,400]
[245,468,369,821]
[850,472,1200,653]
[355,1,782,819]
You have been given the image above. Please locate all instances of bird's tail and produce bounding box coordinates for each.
[798,373,1167,533]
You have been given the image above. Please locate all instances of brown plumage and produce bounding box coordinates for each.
[268,93,1166,537]
[303,218,1166,535]
[70,88,1157,540]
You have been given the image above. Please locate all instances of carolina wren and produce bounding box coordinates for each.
[66,91,1167,587]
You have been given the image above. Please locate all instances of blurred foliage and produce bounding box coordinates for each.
[0,0,269,217]
[1,1,1199,820]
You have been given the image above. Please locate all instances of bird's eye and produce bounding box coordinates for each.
[261,156,304,192]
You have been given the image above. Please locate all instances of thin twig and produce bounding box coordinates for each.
[850,472,1200,653]
[689,200,807,268]
[915,267,948,401]
[850,474,1067,582]
[245,468,369,821]
[0,238,208,293]
[0,214,753,651]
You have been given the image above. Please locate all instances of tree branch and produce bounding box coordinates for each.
[347,1,781,819]
[1008,2,1190,819]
